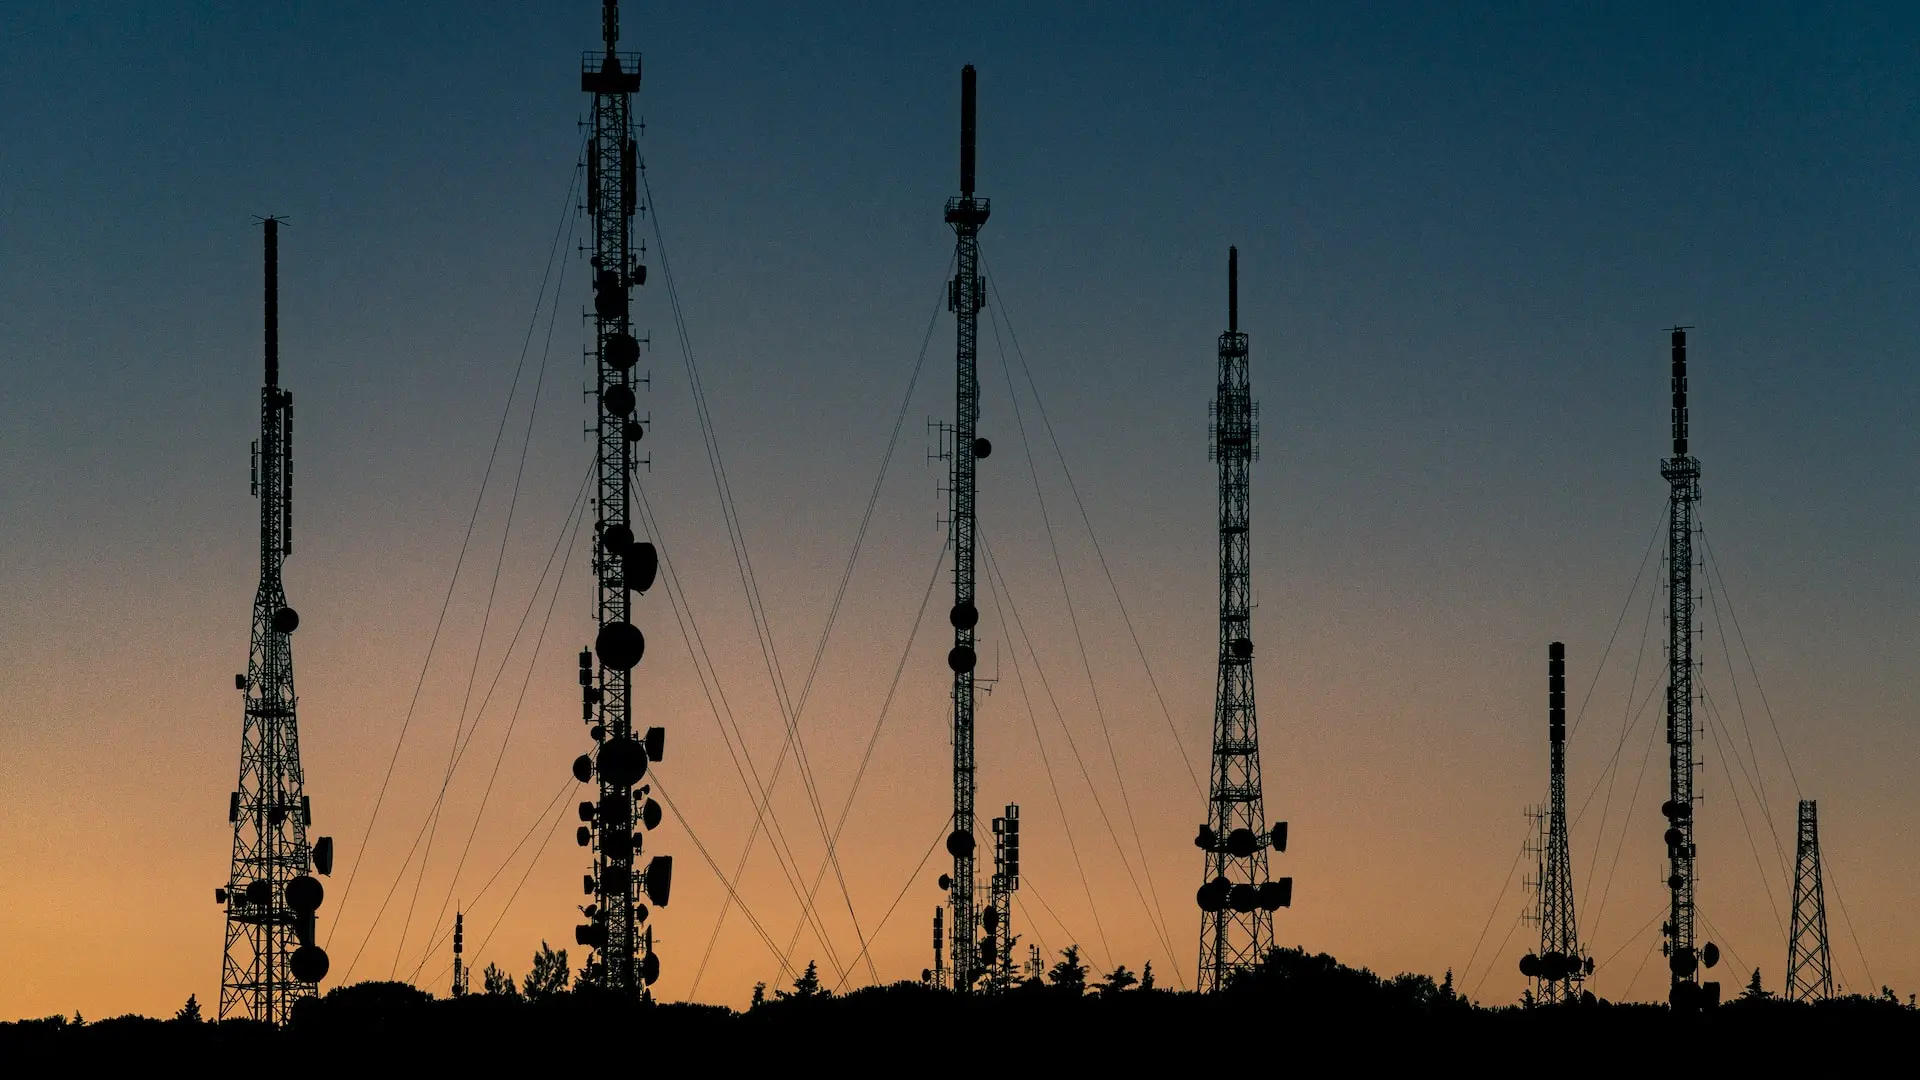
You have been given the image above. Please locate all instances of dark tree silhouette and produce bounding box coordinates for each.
[1140,961,1156,991]
[780,960,824,999]
[1097,965,1138,995]
[751,981,767,1008]
[1048,946,1087,995]
[1741,969,1771,1001]
[523,942,571,1000]
[172,995,201,1023]
[481,963,518,999]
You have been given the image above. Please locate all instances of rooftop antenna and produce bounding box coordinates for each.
[1519,642,1590,1000]
[1659,327,1721,1009]
[936,63,993,993]
[218,217,333,1023]
[1785,799,1833,1001]
[1195,246,1291,991]
[571,0,672,996]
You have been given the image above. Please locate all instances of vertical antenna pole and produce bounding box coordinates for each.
[1228,246,1238,334]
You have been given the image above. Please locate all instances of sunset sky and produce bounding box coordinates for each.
[3,2,1918,1021]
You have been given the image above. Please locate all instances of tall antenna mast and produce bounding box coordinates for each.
[1785,799,1833,1001]
[218,217,333,1023]
[571,0,672,996]
[1195,246,1290,991]
[1520,642,1589,1000]
[1659,327,1721,1008]
[451,910,468,997]
[940,63,991,992]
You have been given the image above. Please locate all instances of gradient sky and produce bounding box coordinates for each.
[3,1,1918,1020]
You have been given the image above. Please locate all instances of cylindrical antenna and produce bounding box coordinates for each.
[1548,641,1566,745]
[603,0,620,51]
[1229,246,1239,333]
[264,218,279,390]
[1670,328,1688,457]
[960,65,977,196]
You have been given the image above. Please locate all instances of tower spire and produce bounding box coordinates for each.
[219,217,332,1024]
[939,63,991,992]
[1196,246,1290,992]
[572,0,671,997]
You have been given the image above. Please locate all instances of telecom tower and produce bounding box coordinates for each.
[217,217,334,1024]
[1785,799,1833,1002]
[986,804,1021,989]
[1659,328,1720,1009]
[1519,642,1589,1000]
[570,0,672,996]
[937,63,991,992]
[451,911,469,997]
[1195,247,1290,993]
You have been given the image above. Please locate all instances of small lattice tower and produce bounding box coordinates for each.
[1195,247,1291,992]
[569,0,672,996]
[986,804,1021,990]
[1520,642,1588,1000]
[218,217,334,1023]
[938,63,991,992]
[451,911,468,997]
[1785,799,1833,1002]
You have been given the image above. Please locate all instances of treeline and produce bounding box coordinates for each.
[5,945,1914,1066]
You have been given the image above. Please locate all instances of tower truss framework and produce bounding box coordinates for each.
[571,0,671,996]
[940,63,991,992]
[1195,247,1290,993]
[219,217,333,1024]
[1520,642,1588,1000]
[1785,799,1833,1002]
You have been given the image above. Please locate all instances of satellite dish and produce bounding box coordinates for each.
[642,798,663,831]
[602,831,632,859]
[624,420,645,443]
[634,903,648,924]
[606,332,640,372]
[596,621,645,671]
[603,863,631,893]
[641,951,660,985]
[579,801,597,822]
[285,875,323,914]
[1194,825,1215,850]
[1670,948,1698,977]
[589,724,606,741]
[1519,953,1540,978]
[1702,942,1719,969]
[1668,874,1684,891]
[1541,951,1566,979]
[938,874,953,891]
[290,945,329,984]
[982,907,999,932]
[572,754,594,784]
[644,855,674,906]
[602,524,635,555]
[577,826,593,847]
[948,645,976,673]
[946,829,975,858]
[214,888,228,904]
[1196,878,1228,913]
[1257,881,1285,911]
[644,726,666,763]
[1226,828,1257,858]
[1231,637,1253,659]
[625,543,659,593]
[1228,883,1257,913]
[603,385,637,417]
[597,736,649,788]
[1664,827,1684,848]
[312,836,334,876]
[950,602,979,631]
[245,880,271,906]
[1270,821,1288,852]
[272,607,300,634]
[973,437,992,459]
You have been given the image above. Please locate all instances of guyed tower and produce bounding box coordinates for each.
[217,217,334,1023]
[939,63,990,992]
[1194,248,1290,992]
[569,0,673,996]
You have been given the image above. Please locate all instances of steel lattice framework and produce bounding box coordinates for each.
[986,805,1020,991]
[220,218,331,1023]
[1660,327,1707,1008]
[1522,642,1587,1000]
[573,0,670,996]
[1786,799,1833,1002]
[1196,248,1289,992]
[941,63,991,992]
